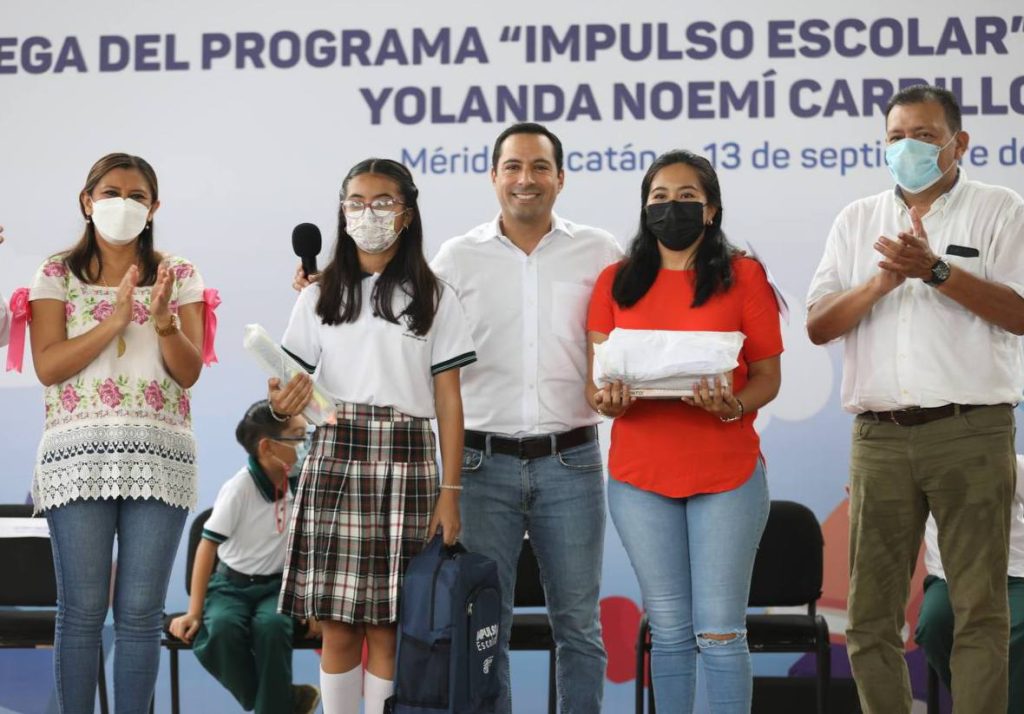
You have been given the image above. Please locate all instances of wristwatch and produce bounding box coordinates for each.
[924,258,951,286]
[154,314,179,337]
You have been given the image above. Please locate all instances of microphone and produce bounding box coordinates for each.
[292,223,322,278]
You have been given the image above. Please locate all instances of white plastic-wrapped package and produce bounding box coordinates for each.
[593,329,745,397]
[243,323,336,425]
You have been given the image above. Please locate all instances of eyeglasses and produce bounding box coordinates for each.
[272,426,311,442]
[341,198,405,218]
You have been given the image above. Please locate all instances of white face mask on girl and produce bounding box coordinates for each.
[90,197,150,245]
[347,211,403,254]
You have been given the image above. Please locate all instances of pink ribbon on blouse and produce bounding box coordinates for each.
[202,288,221,366]
[5,288,31,373]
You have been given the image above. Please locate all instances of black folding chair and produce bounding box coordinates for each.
[0,504,110,714]
[508,534,557,714]
[161,507,322,714]
[636,500,831,714]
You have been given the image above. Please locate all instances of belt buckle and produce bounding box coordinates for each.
[516,435,553,460]
[517,437,541,460]
[890,407,921,426]
[515,439,528,460]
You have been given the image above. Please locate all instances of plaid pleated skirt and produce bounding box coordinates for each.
[279,401,438,624]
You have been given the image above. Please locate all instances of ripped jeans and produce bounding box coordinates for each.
[609,461,769,713]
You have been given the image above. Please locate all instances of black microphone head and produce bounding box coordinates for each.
[291,223,322,259]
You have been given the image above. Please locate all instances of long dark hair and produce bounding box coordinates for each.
[612,150,733,308]
[316,158,440,335]
[64,153,162,287]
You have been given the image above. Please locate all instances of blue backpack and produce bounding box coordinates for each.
[388,535,501,714]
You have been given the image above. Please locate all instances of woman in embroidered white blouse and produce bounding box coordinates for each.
[27,153,208,713]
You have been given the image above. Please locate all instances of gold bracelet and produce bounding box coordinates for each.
[154,314,179,337]
[719,397,745,423]
[439,484,463,491]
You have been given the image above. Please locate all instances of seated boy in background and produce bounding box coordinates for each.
[170,400,321,714]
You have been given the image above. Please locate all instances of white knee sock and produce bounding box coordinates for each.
[320,664,361,714]
[363,670,395,714]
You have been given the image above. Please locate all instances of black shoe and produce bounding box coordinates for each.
[292,684,321,714]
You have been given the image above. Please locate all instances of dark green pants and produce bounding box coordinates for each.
[915,575,1024,714]
[846,405,1015,714]
[192,572,294,714]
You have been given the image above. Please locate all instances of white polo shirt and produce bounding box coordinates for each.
[202,463,295,576]
[806,173,1024,413]
[281,276,476,419]
[432,213,623,436]
[924,455,1024,579]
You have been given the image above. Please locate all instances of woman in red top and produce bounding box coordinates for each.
[586,150,782,713]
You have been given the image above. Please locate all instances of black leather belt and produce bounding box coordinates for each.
[860,403,1000,427]
[465,425,597,460]
[216,562,282,586]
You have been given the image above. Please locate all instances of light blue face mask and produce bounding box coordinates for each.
[275,431,313,479]
[289,436,312,479]
[884,133,958,194]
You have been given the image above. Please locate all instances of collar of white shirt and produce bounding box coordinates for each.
[473,212,575,245]
[890,168,965,215]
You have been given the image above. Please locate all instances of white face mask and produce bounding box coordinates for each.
[90,197,150,245]
[347,212,402,254]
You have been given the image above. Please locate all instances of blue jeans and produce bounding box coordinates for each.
[460,439,607,714]
[609,461,769,714]
[45,498,188,714]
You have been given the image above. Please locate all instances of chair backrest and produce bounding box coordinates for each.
[514,535,546,608]
[0,504,57,607]
[748,500,824,608]
[184,508,215,596]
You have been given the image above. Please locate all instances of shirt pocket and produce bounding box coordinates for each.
[943,244,984,279]
[550,281,592,342]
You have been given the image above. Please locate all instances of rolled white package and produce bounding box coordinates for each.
[243,323,336,425]
[593,329,745,397]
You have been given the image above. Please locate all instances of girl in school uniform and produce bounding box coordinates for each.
[269,158,476,714]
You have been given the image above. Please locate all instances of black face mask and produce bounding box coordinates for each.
[645,200,706,251]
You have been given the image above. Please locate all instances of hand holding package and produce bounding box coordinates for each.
[593,329,744,394]
[243,323,336,425]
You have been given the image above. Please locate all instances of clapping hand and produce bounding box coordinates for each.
[151,262,174,323]
[874,207,939,281]
[111,266,139,329]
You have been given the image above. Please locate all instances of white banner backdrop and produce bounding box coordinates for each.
[1,1,1023,711]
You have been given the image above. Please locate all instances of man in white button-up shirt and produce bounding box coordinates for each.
[807,85,1024,714]
[432,123,622,714]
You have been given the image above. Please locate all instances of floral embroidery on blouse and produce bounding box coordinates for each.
[29,254,204,512]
